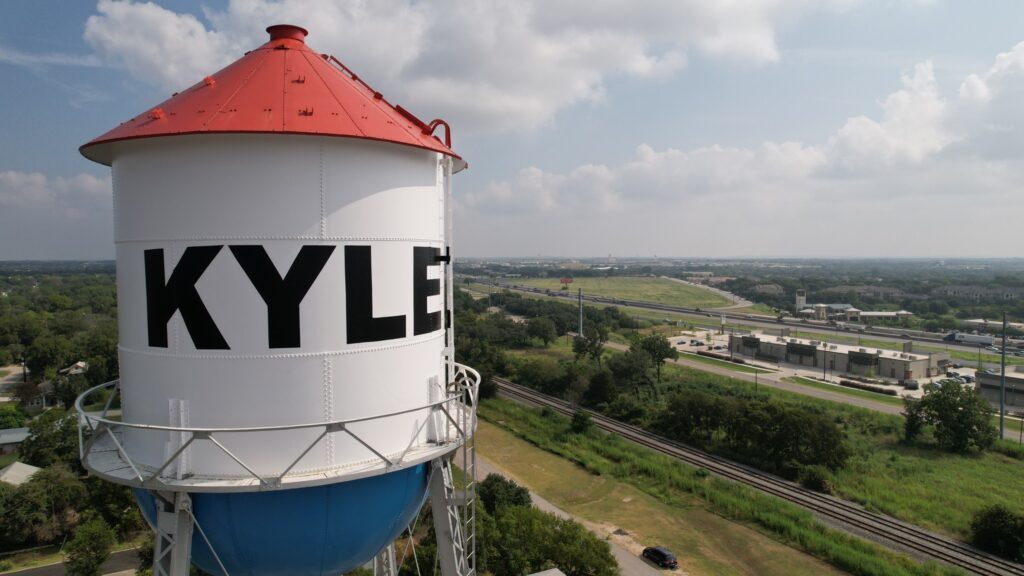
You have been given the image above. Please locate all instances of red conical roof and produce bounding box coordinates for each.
[81,25,465,170]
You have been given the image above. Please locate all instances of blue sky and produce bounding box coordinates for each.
[2,1,1023,259]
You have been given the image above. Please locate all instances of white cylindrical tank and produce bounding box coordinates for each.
[114,134,448,478]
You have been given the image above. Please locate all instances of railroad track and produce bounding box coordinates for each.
[494,377,1024,576]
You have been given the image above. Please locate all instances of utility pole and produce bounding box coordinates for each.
[578,288,583,336]
[1000,312,1007,438]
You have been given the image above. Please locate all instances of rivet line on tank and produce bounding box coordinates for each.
[114,235,445,243]
[118,334,445,360]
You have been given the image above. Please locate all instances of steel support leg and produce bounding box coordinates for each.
[153,492,194,576]
[373,543,398,576]
[429,458,473,576]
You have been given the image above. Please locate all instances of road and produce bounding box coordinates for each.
[4,549,139,576]
[475,454,663,576]
[0,364,26,401]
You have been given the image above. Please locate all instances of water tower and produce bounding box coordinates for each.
[75,25,478,576]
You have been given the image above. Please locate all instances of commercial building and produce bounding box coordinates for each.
[728,332,949,381]
[976,367,1024,411]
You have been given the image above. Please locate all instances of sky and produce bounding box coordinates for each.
[1,0,1023,260]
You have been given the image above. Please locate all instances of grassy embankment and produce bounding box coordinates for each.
[728,303,778,315]
[512,276,732,309]
[480,398,962,576]
[675,351,773,374]
[782,376,905,407]
[477,418,846,576]
[506,340,1024,541]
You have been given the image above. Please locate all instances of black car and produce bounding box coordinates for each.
[642,546,678,569]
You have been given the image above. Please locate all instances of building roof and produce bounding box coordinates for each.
[80,24,464,171]
[0,427,30,445]
[0,462,40,486]
[741,332,938,362]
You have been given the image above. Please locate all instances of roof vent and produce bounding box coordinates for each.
[267,24,308,43]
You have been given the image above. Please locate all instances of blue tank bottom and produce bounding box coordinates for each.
[134,463,428,576]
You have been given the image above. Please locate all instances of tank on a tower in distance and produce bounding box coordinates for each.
[77,24,474,576]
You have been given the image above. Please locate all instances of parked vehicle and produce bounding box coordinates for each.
[963,375,975,383]
[642,547,678,569]
[902,379,920,390]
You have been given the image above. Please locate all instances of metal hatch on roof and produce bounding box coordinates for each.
[80,24,465,171]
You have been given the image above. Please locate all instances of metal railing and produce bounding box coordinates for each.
[75,363,479,492]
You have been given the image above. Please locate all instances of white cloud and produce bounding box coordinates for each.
[84,0,236,92]
[829,61,953,170]
[0,171,111,215]
[77,0,841,133]
[458,50,1024,257]
[0,172,113,259]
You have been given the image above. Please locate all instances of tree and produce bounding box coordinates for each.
[917,380,997,452]
[25,334,77,381]
[85,476,144,538]
[0,404,26,429]
[2,464,88,545]
[19,408,81,469]
[582,370,615,407]
[636,334,678,383]
[492,506,619,576]
[970,505,1024,562]
[527,317,558,346]
[902,397,925,443]
[607,348,653,399]
[478,473,532,515]
[63,517,115,576]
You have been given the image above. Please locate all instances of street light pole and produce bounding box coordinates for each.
[1000,312,1007,438]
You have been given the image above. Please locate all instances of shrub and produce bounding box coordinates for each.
[970,505,1024,562]
[570,411,593,434]
[798,465,833,494]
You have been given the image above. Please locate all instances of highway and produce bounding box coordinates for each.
[495,377,1024,576]
[478,280,1012,366]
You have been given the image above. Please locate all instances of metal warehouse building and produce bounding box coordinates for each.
[729,333,949,381]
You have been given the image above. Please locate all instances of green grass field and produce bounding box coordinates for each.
[512,276,733,309]
[728,303,777,316]
[0,369,9,378]
[476,419,847,576]
[782,376,905,406]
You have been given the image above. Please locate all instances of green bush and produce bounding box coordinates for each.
[970,505,1024,562]
[798,465,833,494]
[63,517,115,576]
